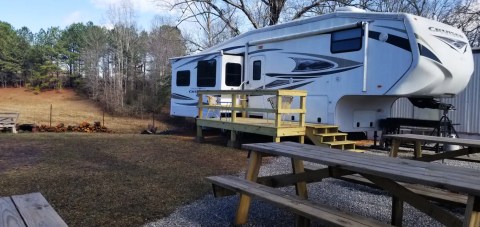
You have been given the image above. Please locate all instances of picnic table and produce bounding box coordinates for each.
[0,192,67,227]
[384,134,480,162]
[208,142,480,227]
[0,112,19,133]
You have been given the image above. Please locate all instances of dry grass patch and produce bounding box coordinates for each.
[0,133,247,227]
[0,88,170,133]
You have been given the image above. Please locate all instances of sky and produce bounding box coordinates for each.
[0,0,172,33]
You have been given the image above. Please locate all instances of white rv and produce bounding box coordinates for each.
[170,8,474,132]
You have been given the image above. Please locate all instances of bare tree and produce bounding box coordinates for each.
[162,0,479,47]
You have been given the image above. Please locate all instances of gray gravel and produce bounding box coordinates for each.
[144,148,478,227]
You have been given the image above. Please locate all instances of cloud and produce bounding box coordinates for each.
[63,11,84,26]
[90,0,167,14]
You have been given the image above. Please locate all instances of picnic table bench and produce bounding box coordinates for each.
[0,113,19,133]
[0,192,67,227]
[208,141,480,227]
[384,134,480,162]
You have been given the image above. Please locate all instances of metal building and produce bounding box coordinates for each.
[391,47,480,134]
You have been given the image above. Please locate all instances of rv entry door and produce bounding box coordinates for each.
[246,56,265,90]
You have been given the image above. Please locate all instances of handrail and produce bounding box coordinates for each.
[197,89,307,128]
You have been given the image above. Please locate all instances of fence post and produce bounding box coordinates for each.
[50,104,52,127]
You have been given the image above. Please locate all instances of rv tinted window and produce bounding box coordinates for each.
[331,27,363,53]
[176,70,190,86]
[253,60,261,80]
[226,63,242,86]
[197,59,216,87]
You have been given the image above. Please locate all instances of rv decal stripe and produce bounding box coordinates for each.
[433,35,467,52]
[255,81,313,90]
[369,31,411,52]
[291,57,335,72]
[249,48,282,55]
[264,80,291,88]
[175,54,217,69]
[418,44,442,63]
[171,93,195,100]
[176,102,204,106]
[284,52,361,68]
[266,65,362,78]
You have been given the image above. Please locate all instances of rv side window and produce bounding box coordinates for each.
[176,70,190,86]
[225,63,242,86]
[197,59,216,87]
[252,60,261,80]
[331,27,363,53]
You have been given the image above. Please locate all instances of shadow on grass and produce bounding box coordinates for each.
[0,133,248,227]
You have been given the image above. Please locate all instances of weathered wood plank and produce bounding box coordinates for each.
[361,174,463,227]
[242,142,480,196]
[464,195,480,227]
[12,193,67,227]
[0,197,26,227]
[235,151,262,225]
[383,134,480,148]
[207,175,389,227]
[252,142,480,179]
[261,141,480,178]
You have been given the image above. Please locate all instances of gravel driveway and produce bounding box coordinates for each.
[145,149,478,227]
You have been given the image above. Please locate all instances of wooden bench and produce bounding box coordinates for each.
[0,113,19,133]
[301,163,468,206]
[0,192,67,227]
[210,141,480,227]
[207,175,388,227]
[384,134,480,162]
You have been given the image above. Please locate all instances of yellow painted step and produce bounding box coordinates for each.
[323,141,356,150]
[347,149,366,153]
[313,132,347,142]
[305,123,339,129]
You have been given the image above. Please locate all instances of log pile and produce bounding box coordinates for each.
[36,121,111,133]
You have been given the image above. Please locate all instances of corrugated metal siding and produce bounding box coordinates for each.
[391,49,480,134]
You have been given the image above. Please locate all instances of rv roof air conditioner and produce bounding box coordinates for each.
[336,6,366,12]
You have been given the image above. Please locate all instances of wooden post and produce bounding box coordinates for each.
[299,95,306,127]
[465,195,480,227]
[49,104,52,127]
[391,196,404,226]
[196,95,204,142]
[414,141,422,158]
[390,139,400,157]
[291,158,310,227]
[235,151,262,225]
[275,94,282,127]
[102,111,105,127]
[228,131,237,148]
[231,93,237,122]
[241,94,247,117]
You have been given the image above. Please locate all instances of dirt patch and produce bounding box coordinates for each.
[0,142,43,173]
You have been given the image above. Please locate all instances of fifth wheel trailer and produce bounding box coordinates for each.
[170,8,474,132]
[391,48,480,135]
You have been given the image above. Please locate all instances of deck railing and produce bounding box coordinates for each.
[197,89,307,128]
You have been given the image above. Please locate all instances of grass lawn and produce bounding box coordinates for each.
[0,133,248,226]
[0,88,172,133]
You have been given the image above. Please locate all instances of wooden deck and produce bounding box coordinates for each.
[197,117,305,137]
[196,90,307,146]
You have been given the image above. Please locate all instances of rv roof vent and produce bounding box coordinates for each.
[336,6,366,12]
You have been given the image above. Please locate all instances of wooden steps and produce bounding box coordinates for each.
[305,124,359,151]
[207,175,389,227]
